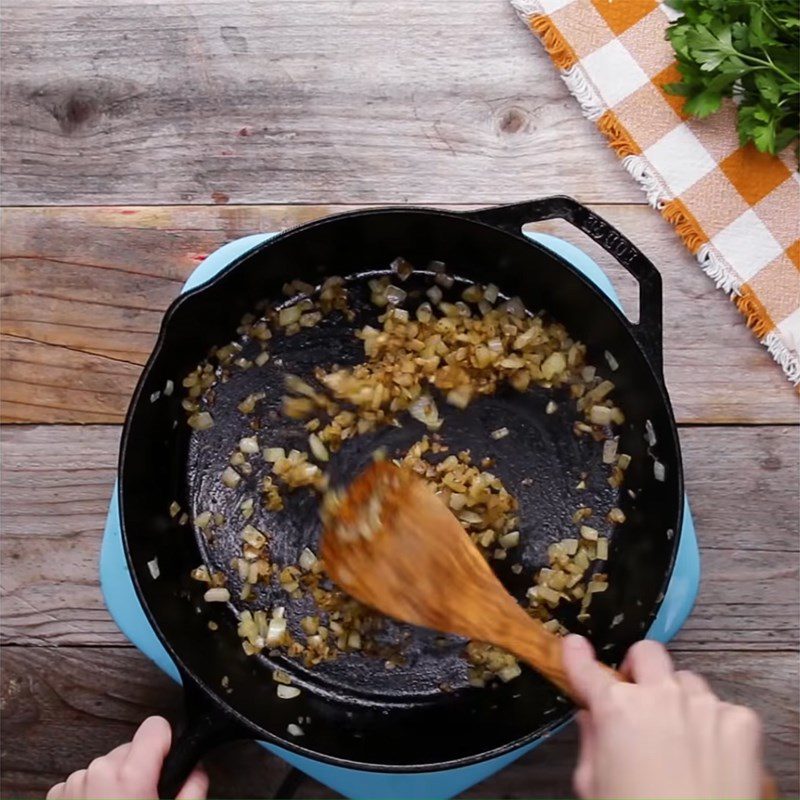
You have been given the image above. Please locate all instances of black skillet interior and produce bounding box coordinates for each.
[120,199,683,772]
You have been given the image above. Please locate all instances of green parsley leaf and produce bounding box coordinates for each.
[665,0,799,159]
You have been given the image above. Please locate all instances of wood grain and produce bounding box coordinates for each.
[0,0,645,206]
[2,424,797,649]
[3,204,797,425]
[0,646,295,800]
[1,646,796,799]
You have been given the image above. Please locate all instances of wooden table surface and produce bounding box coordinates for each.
[1,1,798,797]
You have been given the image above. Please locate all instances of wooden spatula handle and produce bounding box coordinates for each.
[495,603,623,703]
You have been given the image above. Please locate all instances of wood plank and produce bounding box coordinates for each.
[2,205,797,425]
[0,0,645,206]
[2,425,797,648]
[1,646,796,799]
[0,646,294,800]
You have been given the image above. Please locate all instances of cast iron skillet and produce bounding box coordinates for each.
[118,197,683,797]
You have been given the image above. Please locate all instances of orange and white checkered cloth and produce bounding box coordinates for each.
[511,0,800,384]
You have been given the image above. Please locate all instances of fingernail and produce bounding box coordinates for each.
[563,634,589,654]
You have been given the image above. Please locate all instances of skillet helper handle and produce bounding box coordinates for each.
[467,197,664,375]
[158,677,244,799]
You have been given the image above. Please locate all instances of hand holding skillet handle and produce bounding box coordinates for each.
[320,460,621,701]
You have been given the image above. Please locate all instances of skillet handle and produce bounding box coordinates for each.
[158,676,246,799]
[466,197,664,375]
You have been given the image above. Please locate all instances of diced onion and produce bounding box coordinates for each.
[242,524,267,548]
[278,305,302,327]
[308,433,329,462]
[408,394,441,430]
[617,453,631,470]
[255,351,270,367]
[195,511,212,529]
[266,617,287,645]
[498,663,522,682]
[546,400,558,415]
[426,285,443,305]
[446,386,472,409]
[415,302,433,323]
[188,411,214,430]
[385,285,407,306]
[501,297,525,318]
[645,419,657,447]
[263,447,286,463]
[483,283,499,304]
[580,525,598,541]
[449,493,467,511]
[462,285,483,303]
[487,338,503,353]
[299,547,318,571]
[608,508,626,524]
[391,257,414,281]
[147,558,160,579]
[277,685,301,700]
[285,374,317,398]
[221,466,241,488]
[602,438,618,464]
[391,307,409,323]
[435,273,454,288]
[240,497,254,519]
[654,460,666,482]
[561,538,578,556]
[204,588,230,603]
[541,352,566,380]
[604,350,619,371]
[491,427,509,440]
[163,379,174,396]
[239,436,259,454]
[590,406,613,426]
[287,723,304,737]
[498,531,520,549]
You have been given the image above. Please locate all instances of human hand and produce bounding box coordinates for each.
[46,716,209,800]
[562,635,764,800]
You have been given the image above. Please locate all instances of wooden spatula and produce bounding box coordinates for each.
[319,460,620,701]
[320,463,777,798]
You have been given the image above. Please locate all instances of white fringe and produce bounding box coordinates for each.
[620,154,670,208]
[509,0,800,386]
[696,243,741,294]
[561,65,604,121]
[764,332,800,385]
[510,0,544,18]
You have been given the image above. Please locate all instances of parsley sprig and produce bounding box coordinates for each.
[664,0,799,156]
